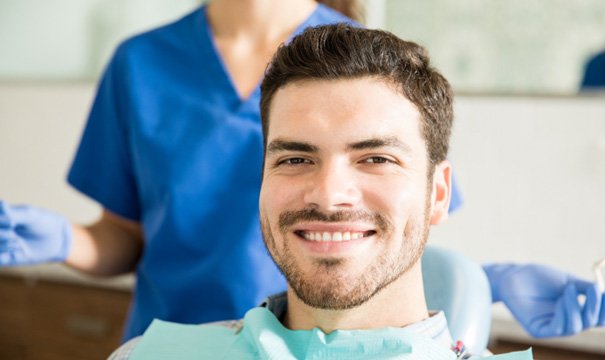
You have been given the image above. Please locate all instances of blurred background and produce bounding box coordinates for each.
[0,0,604,359]
[1,0,603,93]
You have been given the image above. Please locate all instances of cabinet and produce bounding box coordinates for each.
[0,274,131,360]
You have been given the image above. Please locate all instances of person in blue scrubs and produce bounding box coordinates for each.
[0,0,603,342]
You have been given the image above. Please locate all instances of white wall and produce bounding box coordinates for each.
[431,95,605,281]
[385,0,605,94]
[0,84,100,223]
[0,0,200,80]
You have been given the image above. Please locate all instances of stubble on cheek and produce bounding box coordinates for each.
[260,207,399,310]
[259,188,432,311]
[260,211,278,260]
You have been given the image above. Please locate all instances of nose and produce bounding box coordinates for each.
[303,160,362,210]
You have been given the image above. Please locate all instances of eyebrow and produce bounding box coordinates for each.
[266,139,319,155]
[266,136,412,155]
[347,136,412,154]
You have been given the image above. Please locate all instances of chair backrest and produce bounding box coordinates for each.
[422,246,492,355]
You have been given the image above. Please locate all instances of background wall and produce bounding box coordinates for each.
[1,0,604,94]
[0,0,200,81]
[0,84,99,223]
[432,95,605,278]
[384,0,605,94]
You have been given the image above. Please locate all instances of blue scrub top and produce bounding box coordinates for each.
[68,4,463,341]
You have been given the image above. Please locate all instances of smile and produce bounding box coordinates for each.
[295,230,376,242]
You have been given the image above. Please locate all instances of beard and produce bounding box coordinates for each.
[260,198,431,310]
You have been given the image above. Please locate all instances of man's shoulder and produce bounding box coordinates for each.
[108,336,141,360]
[109,294,286,360]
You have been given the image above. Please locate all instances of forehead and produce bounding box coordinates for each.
[267,77,424,149]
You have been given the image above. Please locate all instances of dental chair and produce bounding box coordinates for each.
[422,246,492,355]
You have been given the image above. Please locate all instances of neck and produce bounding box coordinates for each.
[284,263,429,333]
[206,0,318,42]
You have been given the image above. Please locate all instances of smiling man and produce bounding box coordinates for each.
[260,75,448,334]
[110,24,532,360]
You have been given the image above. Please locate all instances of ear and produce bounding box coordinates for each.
[429,160,452,225]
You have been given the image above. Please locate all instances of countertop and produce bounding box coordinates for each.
[0,263,134,291]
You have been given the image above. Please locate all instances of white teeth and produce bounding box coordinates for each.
[302,231,369,242]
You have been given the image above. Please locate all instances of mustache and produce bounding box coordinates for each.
[278,208,391,233]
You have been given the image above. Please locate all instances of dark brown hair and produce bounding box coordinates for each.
[260,24,453,166]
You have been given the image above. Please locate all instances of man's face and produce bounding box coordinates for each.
[260,77,450,310]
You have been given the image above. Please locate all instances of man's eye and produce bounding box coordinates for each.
[363,156,392,164]
[278,158,310,166]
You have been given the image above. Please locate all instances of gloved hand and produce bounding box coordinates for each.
[0,201,73,266]
[484,263,605,338]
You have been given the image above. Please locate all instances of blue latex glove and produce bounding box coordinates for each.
[0,201,73,266]
[484,263,605,338]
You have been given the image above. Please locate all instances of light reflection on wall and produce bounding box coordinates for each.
[1,0,604,94]
[385,0,605,94]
